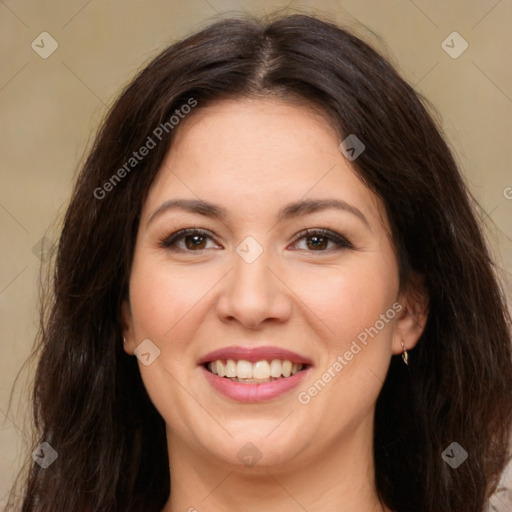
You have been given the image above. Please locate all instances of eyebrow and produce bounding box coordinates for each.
[147,198,371,230]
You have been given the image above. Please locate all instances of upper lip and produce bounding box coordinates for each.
[198,346,313,365]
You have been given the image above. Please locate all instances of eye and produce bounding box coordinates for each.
[160,227,353,253]
[160,228,219,251]
[291,228,353,251]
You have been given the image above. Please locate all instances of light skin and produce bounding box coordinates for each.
[122,98,428,512]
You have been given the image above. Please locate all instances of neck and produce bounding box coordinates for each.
[162,412,391,512]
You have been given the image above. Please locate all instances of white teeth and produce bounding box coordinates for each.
[282,360,292,377]
[270,359,282,378]
[207,359,304,380]
[236,360,253,379]
[253,360,270,379]
[225,359,237,378]
[217,360,226,377]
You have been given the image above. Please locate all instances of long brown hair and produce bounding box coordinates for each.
[7,13,512,512]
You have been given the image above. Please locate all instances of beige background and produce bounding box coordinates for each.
[1,0,511,509]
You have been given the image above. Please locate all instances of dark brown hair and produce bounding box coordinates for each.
[7,12,512,512]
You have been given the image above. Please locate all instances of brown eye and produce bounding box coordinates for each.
[161,229,218,251]
[183,233,207,250]
[305,234,328,250]
[292,229,352,252]
[161,227,352,253]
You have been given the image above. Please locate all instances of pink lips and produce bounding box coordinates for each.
[198,346,312,403]
[198,346,312,365]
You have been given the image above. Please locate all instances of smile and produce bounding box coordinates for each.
[206,359,305,382]
[199,346,312,402]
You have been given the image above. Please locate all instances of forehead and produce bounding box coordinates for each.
[141,98,385,229]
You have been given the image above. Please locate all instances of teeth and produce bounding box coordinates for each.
[225,359,237,378]
[270,359,282,378]
[217,360,226,377]
[207,359,304,380]
[253,361,270,379]
[236,360,253,379]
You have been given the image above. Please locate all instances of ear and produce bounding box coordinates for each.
[121,299,136,355]
[392,273,429,355]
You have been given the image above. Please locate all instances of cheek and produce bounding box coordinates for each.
[299,255,398,349]
[296,258,398,426]
[129,258,218,341]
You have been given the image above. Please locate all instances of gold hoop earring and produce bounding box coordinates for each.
[401,341,409,365]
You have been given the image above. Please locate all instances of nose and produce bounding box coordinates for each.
[216,246,292,330]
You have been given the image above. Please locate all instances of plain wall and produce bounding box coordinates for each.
[1,0,511,509]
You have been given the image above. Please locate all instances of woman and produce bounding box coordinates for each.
[7,12,512,512]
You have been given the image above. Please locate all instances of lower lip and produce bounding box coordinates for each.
[201,365,310,403]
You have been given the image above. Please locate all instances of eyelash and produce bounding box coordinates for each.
[160,227,353,253]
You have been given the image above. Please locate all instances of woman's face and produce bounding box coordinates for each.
[123,97,421,471]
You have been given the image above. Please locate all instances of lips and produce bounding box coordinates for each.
[198,346,313,366]
[198,346,312,403]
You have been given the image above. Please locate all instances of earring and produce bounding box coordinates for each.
[123,337,126,344]
[401,341,409,365]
